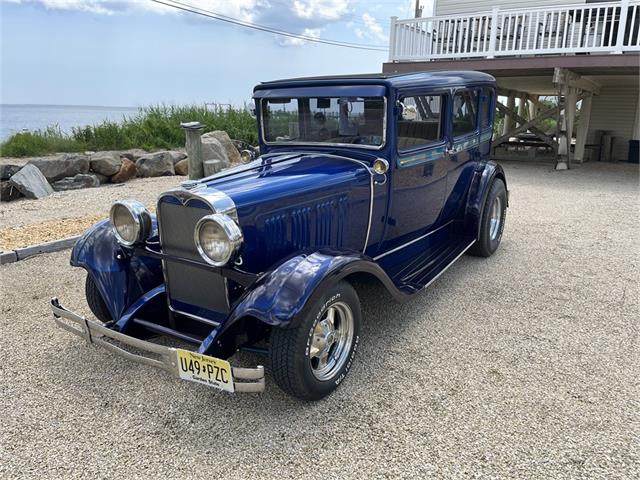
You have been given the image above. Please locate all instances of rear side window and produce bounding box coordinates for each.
[452,90,478,137]
[479,88,493,129]
[397,95,443,151]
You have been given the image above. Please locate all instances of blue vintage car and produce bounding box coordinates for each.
[51,71,508,400]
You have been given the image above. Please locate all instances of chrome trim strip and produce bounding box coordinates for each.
[168,305,221,327]
[423,240,476,290]
[372,220,454,261]
[158,186,238,223]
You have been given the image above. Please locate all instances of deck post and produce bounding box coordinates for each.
[574,95,593,163]
[389,17,399,62]
[528,94,539,122]
[487,7,499,59]
[517,93,529,127]
[613,0,631,54]
[503,92,516,136]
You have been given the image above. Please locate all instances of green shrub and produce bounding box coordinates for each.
[0,105,258,157]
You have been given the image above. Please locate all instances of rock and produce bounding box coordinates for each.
[52,173,100,191]
[90,151,122,176]
[203,159,224,176]
[120,149,148,162]
[0,164,21,181]
[94,173,110,185]
[202,131,239,164]
[136,152,175,177]
[28,154,90,182]
[174,159,188,176]
[0,181,23,201]
[110,158,137,183]
[167,150,187,165]
[200,135,229,167]
[8,164,54,199]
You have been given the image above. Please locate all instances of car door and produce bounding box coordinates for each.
[441,89,482,221]
[383,91,449,252]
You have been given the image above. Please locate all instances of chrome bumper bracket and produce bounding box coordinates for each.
[50,297,265,393]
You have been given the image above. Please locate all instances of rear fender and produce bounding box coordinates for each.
[71,219,163,320]
[464,161,508,239]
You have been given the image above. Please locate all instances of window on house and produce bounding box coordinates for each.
[452,90,478,137]
[397,95,443,151]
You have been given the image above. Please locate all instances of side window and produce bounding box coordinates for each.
[397,95,443,151]
[479,88,493,129]
[452,90,479,137]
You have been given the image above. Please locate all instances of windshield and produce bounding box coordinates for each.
[261,96,386,148]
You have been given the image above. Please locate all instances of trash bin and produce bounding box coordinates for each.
[629,140,639,164]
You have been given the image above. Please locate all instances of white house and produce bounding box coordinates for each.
[384,0,640,168]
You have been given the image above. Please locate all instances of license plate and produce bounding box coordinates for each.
[175,349,234,393]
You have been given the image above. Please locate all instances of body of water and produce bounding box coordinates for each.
[0,104,140,141]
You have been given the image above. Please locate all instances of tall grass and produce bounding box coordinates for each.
[0,105,258,157]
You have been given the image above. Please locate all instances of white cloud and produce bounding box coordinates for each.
[291,0,350,21]
[4,0,261,21]
[355,12,386,42]
[279,27,321,46]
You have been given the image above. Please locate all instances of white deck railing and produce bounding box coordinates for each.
[389,0,640,61]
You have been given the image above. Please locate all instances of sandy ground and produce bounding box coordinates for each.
[0,161,638,479]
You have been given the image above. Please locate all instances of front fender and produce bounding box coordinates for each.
[465,161,508,239]
[225,250,407,332]
[71,219,163,320]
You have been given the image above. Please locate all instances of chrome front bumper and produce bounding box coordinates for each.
[49,298,265,393]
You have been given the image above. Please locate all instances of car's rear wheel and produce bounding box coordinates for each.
[85,274,112,323]
[269,281,361,401]
[468,178,507,257]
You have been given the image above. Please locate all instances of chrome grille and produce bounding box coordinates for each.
[157,198,230,314]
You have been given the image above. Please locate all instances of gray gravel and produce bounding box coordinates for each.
[1,161,638,479]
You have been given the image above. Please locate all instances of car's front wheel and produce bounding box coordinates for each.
[269,281,361,401]
[85,274,112,323]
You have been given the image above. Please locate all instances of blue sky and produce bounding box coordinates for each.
[1,0,432,107]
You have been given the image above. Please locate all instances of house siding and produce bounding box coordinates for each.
[588,86,639,161]
[433,0,587,16]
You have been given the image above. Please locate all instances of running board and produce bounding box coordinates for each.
[392,238,476,292]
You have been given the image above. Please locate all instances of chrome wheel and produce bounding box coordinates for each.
[309,301,354,381]
[489,196,503,241]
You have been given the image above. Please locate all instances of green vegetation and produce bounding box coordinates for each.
[0,105,258,157]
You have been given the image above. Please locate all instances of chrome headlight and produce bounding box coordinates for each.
[109,200,152,246]
[194,214,243,267]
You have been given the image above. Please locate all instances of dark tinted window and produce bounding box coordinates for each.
[452,90,478,137]
[397,95,443,151]
[479,88,493,129]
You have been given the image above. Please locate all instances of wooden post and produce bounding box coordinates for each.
[503,92,516,136]
[181,121,205,180]
[528,94,539,121]
[517,93,529,127]
[574,95,593,163]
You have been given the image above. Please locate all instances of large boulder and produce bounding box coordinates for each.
[28,154,89,182]
[0,181,23,201]
[120,149,148,162]
[202,131,238,164]
[52,173,100,191]
[200,135,229,167]
[90,151,122,176]
[167,150,187,165]
[0,164,21,181]
[110,158,137,183]
[174,159,188,176]
[8,164,54,199]
[136,152,175,177]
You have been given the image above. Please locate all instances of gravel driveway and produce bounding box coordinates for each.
[1,161,638,479]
